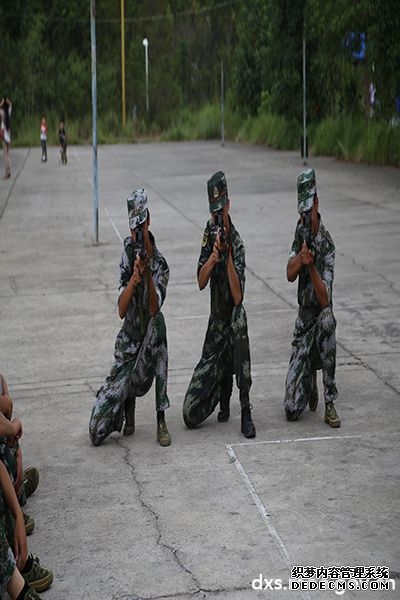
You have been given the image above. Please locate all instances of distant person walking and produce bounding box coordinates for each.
[0,97,12,178]
[40,117,48,162]
[58,121,67,165]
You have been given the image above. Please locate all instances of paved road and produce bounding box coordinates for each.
[0,142,399,599]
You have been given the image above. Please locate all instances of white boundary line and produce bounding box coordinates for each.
[226,443,311,600]
[230,431,400,448]
[104,207,123,243]
[226,443,291,563]
[225,432,400,600]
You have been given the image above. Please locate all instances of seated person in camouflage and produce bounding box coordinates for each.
[89,188,172,447]
[284,168,340,427]
[0,460,53,599]
[0,373,39,536]
[183,171,255,438]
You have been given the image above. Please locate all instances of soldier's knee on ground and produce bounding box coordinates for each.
[89,421,103,446]
[182,405,198,429]
[89,409,110,446]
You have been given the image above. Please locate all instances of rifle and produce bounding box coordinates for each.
[132,226,149,336]
[302,209,313,250]
[214,209,226,244]
[213,210,227,279]
[135,225,147,261]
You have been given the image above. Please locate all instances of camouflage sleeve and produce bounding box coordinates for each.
[288,221,302,262]
[232,232,246,295]
[152,254,170,309]
[322,245,335,304]
[118,248,132,298]
[197,222,213,277]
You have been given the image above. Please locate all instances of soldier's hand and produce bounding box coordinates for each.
[210,242,221,267]
[215,229,229,253]
[131,256,142,287]
[301,240,314,266]
[137,254,148,276]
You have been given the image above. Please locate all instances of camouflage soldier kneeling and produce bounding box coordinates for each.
[89,188,172,447]
[284,168,340,427]
[183,171,255,438]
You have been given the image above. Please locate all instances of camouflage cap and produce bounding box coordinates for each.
[127,188,148,229]
[207,171,228,213]
[297,168,316,213]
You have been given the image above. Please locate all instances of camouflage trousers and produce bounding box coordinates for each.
[89,312,170,446]
[183,304,252,427]
[0,486,16,597]
[284,306,338,417]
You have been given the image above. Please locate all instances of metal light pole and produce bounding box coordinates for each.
[221,59,225,147]
[302,36,307,165]
[142,38,149,114]
[90,0,99,244]
[121,0,126,128]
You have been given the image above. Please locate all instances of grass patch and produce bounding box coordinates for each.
[161,104,221,141]
[10,105,400,166]
[236,113,301,150]
[312,115,400,166]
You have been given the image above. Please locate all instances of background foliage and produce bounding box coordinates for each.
[0,0,399,164]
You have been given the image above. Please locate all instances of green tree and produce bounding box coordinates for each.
[232,0,269,116]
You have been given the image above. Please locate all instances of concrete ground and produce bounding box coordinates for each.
[0,142,399,600]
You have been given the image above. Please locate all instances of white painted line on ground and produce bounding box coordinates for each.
[230,431,400,448]
[104,207,123,243]
[226,432,399,598]
[226,443,311,600]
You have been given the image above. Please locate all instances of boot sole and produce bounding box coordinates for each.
[25,521,35,536]
[24,467,39,498]
[28,572,53,593]
[324,417,341,428]
[158,437,171,446]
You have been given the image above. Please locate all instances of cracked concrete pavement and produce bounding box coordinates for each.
[0,142,399,599]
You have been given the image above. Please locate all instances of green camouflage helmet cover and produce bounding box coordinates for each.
[207,171,228,212]
[297,168,316,213]
[127,188,148,229]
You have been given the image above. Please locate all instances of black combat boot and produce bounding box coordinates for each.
[217,375,233,422]
[123,397,136,436]
[241,404,256,438]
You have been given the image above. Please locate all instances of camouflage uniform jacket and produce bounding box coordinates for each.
[119,232,169,341]
[198,217,245,318]
[288,216,335,309]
